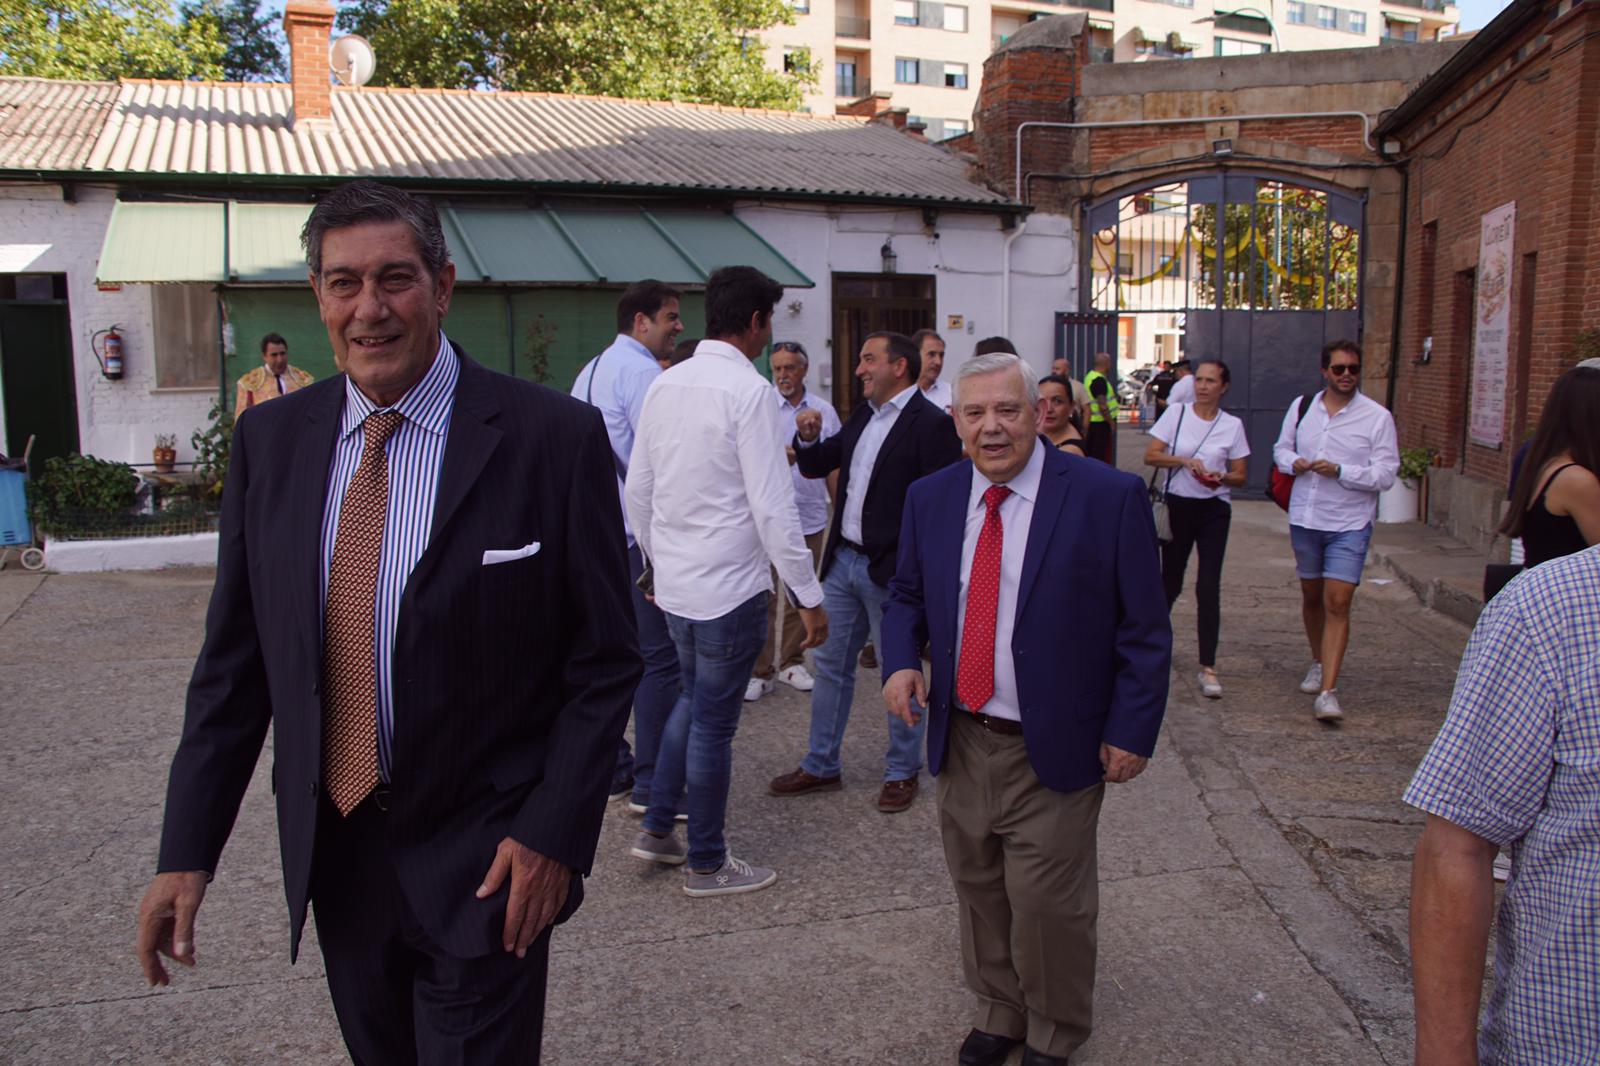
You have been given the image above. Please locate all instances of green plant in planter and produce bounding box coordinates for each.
[1398,446,1436,485]
[191,400,234,499]
[26,453,139,531]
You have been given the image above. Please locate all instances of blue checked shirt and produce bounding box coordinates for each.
[320,332,458,781]
[1404,546,1600,1064]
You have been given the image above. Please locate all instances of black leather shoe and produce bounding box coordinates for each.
[959,1028,1021,1066]
[1021,1047,1070,1066]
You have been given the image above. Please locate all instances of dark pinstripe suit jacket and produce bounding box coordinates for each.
[156,344,643,960]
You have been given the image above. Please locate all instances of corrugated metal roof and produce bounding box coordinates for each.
[0,77,121,171]
[0,77,1010,208]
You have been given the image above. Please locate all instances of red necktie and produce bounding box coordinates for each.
[957,485,1011,713]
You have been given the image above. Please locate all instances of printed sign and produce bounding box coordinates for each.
[946,314,965,331]
[1468,201,1515,448]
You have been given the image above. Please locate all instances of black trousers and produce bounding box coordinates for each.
[1160,495,1232,667]
[311,795,551,1066]
[1085,421,1114,465]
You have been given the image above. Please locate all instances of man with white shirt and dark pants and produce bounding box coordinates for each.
[769,331,964,813]
[1272,340,1399,723]
[746,340,840,703]
[572,281,685,807]
[624,266,828,895]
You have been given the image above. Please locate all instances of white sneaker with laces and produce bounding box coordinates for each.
[1197,670,1223,699]
[1299,662,1324,694]
[776,664,815,692]
[684,854,778,897]
[744,677,774,702]
[1313,689,1344,723]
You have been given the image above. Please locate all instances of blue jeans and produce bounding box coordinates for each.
[643,592,769,871]
[802,544,925,783]
[618,544,683,805]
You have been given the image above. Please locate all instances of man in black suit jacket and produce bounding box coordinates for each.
[134,181,641,1065]
[769,331,963,812]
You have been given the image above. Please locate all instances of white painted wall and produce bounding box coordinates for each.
[0,184,217,468]
[735,201,1075,398]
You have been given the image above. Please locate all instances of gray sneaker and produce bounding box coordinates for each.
[684,854,777,897]
[629,830,686,866]
[1299,662,1324,694]
[1313,689,1344,723]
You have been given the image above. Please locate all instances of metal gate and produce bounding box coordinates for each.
[1082,171,1365,492]
[1054,312,1118,380]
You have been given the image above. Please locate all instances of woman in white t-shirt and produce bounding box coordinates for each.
[1143,360,1251,699]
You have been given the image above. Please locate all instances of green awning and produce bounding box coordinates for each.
[97,200,813,288]
[1382,11,1422,22]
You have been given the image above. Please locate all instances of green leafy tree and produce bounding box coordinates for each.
[0,0,225,81]
[337,0,816,108]
[180,0,284,81]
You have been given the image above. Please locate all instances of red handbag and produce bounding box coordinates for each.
[1270,393,1317,511]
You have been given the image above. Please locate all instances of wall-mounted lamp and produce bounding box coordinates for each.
[880,239,898,275]
[1212,138,1234,156]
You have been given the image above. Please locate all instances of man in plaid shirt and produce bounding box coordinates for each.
[1405,545,1600,1065]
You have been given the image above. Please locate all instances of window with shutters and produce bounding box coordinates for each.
[895,57,920,83]
[944,62,968,88]
[1286,0,1307,23]
[151,285,221,389]
[1346,10,1366,33]
[894,0,918,25]
[944,4,967,31]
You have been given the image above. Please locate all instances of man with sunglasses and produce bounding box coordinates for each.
[1272,340,1399,724]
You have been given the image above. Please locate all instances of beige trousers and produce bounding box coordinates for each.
[752,529,827,679]
[937,711,1105,1058]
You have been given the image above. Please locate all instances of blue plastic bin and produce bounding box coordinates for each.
[0,460,31,547]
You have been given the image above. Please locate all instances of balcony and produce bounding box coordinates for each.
[836,74,871,97]
[1383,0,1456,11]
[836,14,870,38]
[993,0,1113,10]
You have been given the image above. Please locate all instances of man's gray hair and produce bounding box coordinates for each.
[954,352,1040,408]
[302,179,451,278]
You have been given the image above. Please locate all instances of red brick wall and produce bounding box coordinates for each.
[975,43,1082,208]
[283,0,336,122]
[1085,116,1371,169]
[1392,0,1600,486]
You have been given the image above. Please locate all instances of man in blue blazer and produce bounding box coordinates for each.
[135,181,641,1064]
[882,353,1171,1066]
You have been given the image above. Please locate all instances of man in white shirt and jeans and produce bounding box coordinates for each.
[746,340,840,703]
[624,266,828,895]
[1272,340,1399,723]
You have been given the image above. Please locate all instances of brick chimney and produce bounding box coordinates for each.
[283,0,336,124]
[974,15,1086,208]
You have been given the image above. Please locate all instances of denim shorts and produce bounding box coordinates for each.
[1290,523,1373,585]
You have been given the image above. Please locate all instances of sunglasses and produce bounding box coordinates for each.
[1328,364,1361,376]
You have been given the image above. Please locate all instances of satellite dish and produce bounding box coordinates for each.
[330,35,376,87]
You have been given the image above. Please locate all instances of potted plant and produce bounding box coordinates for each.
[1379,446,1436,524]
[153,433,177,473]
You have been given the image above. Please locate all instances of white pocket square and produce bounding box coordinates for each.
[482,542,540,565]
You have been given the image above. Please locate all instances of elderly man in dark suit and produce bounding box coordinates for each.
[768,330,964,813]
[134,180,641,1065]
[882,352,1171,1066]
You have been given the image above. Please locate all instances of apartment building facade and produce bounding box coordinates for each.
[765,0,1459,135]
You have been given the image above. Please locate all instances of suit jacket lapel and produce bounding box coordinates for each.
[1016,449,1072,620]
[290,382,345,663]
[427,348,503,544]
[934,461,974,642]
[874,389,923,468]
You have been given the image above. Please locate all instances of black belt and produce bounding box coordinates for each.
[839,539,867,555]
[964,710,1024,736]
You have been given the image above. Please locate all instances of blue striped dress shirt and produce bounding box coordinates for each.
[320,332,458,781]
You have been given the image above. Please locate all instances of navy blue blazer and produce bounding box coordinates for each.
[880,444,1172,792]
[156,345,642,960]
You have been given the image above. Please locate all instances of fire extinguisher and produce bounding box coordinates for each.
[92,326,125,380]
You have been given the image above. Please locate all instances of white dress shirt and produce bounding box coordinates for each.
[921,378,953,413]
[778,388,841,536]
[953,440,1045,722]
[571,334,662,545]
[626,339,825,621]
[1273,390,1400,532]
[840,384,917,544]
[1167,374,1196,406]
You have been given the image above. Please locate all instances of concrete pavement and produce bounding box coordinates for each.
[0,488,1474,1065]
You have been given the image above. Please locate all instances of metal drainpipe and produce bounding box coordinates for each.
[1001,218,1028,338]
[1012,112,1378,203]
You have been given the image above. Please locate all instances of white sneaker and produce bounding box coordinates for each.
[1197,670,1223,699]
[776,664,815,691]
[683,854,778,897]
[1313,689,1344,723]
[1299,662,1324,694]
[744,677,774,702]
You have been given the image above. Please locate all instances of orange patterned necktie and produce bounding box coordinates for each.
[322,410,404,816]
[956,485,1011,713]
